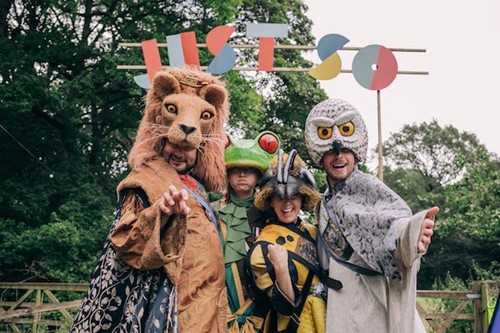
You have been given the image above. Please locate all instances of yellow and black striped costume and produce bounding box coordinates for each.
[247,219,326,333]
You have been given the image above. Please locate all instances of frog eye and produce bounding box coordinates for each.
[165,104,177,114]
[200,110,213,120]
[338,122,355,136]
[317,127,333,140]
[259,133,279,154]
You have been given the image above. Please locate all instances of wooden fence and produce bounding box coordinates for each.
[0,281,498,333]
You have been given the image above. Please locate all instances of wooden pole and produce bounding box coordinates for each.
[377,90,384,181]
[118,42,427,53]
[115,64,428,75]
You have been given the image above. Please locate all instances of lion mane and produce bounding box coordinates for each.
[128,67,229,192]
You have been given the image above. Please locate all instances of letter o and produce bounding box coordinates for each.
[352,44,398,90]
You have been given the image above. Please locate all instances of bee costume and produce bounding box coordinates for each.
[246,150,340,333]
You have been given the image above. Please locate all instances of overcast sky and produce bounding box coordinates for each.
[301,0,500,163]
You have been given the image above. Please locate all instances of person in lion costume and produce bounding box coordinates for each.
[70,67,229,333]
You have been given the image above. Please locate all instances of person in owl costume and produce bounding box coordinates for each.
[215,131,280,332]
[304,98,439,333]
[247,149,335,333]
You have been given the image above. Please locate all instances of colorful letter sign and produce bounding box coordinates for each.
[206,25,237,75]
[309,34,349,80]
[132,22,399,91]
[352,45,398,90]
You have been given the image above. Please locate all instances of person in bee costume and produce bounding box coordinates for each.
[246,149,337,333]
[214,131,280,332]
[304,98,439,333]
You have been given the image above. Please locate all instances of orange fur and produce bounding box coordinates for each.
[128,68,230,192]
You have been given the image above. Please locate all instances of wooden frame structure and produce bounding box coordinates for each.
[117,42,428,181]
[0,281,497,333]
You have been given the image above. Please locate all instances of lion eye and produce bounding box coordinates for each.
[201,111,213,120]
[317,127,333,140]
[165,104,177,114]
[338,121,355,136]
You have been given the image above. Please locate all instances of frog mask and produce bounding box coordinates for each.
[224,131,280,174]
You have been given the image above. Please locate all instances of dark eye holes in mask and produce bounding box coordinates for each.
[228,167,259,176]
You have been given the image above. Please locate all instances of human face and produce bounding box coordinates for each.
[321,149,357,185]
[227,167,260,199]
[271,195,302,224]
[163,141,197,174]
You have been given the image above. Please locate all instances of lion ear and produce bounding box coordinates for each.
[152,72,181,98]
[200,84,227,109]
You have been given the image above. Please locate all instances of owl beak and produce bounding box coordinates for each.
[332,140,343,155]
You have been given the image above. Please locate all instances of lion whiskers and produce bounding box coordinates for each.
[133,123,169,148]
[202,134,226,145]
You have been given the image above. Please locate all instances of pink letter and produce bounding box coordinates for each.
[246,23,288,71]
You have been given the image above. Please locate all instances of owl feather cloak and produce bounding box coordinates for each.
[305,98,412,280]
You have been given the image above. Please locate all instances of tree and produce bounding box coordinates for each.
[381,122,499,288]
[419,147,499,287]
[0,0,326,282]
[383,120,487,187]
[383,167,442,214]
[228,0,328,160]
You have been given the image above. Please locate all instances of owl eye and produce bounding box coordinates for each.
[317,127,333,140]
[165,104,177,114]
[338,121,355,136]
[201,111,213,120]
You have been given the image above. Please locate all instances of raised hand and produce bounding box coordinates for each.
[267,244,295,301]
[267,244,289,273]
[418,206,439,255]
[159,185,191,216]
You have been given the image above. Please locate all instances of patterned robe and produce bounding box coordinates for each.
[70,160,227,332]
[317,168,427,333]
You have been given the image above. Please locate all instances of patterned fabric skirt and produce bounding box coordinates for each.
[70,236,177,333]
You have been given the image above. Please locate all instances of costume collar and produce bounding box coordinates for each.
[228,190,255,207]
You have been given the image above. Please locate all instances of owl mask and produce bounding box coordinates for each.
[305,98,368,166]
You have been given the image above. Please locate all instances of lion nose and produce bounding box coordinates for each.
[179,124,196,135]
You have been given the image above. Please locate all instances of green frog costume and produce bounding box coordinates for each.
[215,131,280,332]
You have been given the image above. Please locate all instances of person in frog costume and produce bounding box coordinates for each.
[214,131,280,332]
[246,149,338,333]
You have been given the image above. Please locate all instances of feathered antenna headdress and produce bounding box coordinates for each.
[254,149,320,212]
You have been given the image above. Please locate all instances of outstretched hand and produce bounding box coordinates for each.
[418,206,439,255]
[159,185,191,216]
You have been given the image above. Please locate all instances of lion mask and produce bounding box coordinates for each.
[128,68,229,192]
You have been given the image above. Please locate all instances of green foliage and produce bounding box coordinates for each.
[384,167,445,214]
[383,123,499,289]
[0,0,326,283]
[312,168,327,193]
[440,147,499,241]
[429,273,475,333]
[383,120,487,187]
[222,71,265,137]
[418,147,500,287]
[227,0,328,159]
[0,183,113,281]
